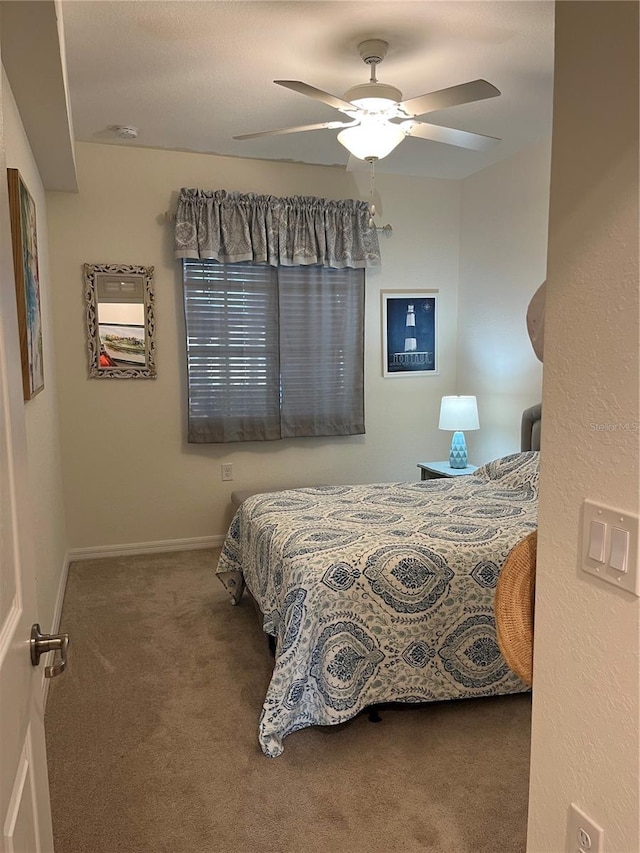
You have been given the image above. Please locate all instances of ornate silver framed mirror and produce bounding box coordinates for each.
[84,263,156,379]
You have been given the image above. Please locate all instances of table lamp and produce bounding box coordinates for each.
[439,395,480,469]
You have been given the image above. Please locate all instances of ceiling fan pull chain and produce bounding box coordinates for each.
[368,159,376,228]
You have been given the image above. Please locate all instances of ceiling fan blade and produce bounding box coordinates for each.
[399,79,500,118]
[274,80,356,112]
[234,120,355,141]
[405,121,500,151]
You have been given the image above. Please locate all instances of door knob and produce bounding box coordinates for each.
[30,623,69,678]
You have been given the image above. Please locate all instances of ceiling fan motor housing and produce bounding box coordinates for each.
[346,40,401,109]
[343,82,403,108]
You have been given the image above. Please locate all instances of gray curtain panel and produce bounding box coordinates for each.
[174,189,380,269]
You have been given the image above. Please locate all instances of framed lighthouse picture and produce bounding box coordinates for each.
[381,290,438,377]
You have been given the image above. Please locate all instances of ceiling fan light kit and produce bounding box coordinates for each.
[233,38,501,164]
[337,118,406,161]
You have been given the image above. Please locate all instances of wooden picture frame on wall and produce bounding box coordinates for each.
[7,168,44,400]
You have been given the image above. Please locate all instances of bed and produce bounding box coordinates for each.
[216,406,541,757]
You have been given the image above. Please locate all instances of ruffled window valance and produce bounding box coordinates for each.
[173,189,380,269]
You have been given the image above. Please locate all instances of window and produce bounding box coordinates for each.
[183,261,365,443]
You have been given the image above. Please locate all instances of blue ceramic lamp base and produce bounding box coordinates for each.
[449,430,468,469]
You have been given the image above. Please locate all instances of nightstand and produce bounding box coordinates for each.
[417,461,479,480]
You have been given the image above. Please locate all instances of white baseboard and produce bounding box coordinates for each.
[67,535,225,562]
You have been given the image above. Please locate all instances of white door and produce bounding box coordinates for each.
[0,93,55,852]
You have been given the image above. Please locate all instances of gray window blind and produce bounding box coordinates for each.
[183,260,365,443]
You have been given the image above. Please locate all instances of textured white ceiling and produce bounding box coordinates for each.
[61,0,555,179]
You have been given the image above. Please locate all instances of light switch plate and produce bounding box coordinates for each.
[582,500,639,596]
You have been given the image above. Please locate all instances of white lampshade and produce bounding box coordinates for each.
[438,396,480,431]
[337,119,406,161]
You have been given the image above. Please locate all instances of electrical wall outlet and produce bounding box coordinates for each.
[221,463,233,481]
[567,803,604,853]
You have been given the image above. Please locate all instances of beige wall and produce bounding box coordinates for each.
[2,67,68,631]
[528,3,639,852]
[47,143,463,550]
[458,140,549,464]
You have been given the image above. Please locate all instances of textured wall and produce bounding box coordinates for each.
[527,3,639,852]
[3,68,68,630]
[457,140,549,464]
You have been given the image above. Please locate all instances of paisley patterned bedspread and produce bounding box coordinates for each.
[216,451,539,757]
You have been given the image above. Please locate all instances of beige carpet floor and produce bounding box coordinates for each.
[45,549,531,853]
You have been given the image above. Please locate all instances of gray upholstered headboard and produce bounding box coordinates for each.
[521,404,542,451]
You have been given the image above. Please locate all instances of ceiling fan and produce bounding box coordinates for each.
[234,39,501,162]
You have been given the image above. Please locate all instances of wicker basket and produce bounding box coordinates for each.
[495,530,537,686]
